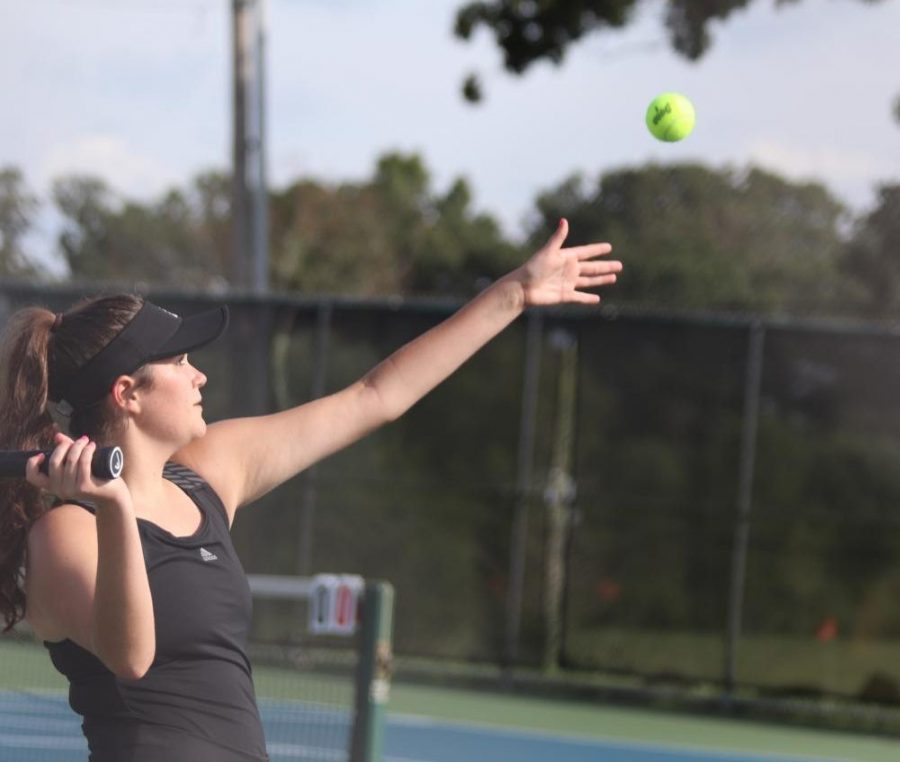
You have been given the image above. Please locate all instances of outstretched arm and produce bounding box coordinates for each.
[360,218,617,419]
[180,219,620,515]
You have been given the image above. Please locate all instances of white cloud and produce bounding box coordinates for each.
[747,140,881,185]
[37,135,181,201]
[745,139,888,210]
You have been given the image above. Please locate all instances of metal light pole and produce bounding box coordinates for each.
[232,0,269,292]
[230,0,271,419]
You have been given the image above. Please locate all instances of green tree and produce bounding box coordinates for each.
[53,175,115,278]
[0,167,41,277]
[268,175,409,295]
[269,151,519,296]
[454,0,889,103]
[526,163,848,313]
[53,172,231,287]
[177,170,233,283]
[842,184,900,316]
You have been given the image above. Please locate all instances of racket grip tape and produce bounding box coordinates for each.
[0,446,125,480]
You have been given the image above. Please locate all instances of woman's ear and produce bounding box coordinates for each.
[110,374,142,413]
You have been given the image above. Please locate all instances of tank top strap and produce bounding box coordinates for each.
[163,461,231,529]
[162,461,210,492]
[51,465,231,527]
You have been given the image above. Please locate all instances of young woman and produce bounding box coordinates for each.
[0,219,620,761]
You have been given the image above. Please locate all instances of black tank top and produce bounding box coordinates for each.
[45,463,268,762]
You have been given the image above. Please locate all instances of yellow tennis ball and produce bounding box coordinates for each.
[646,92,696,142]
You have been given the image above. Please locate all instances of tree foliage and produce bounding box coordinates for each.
[8,153,899,317]
[0,167,41,277]
[53,172,231,287]
[842,184,900,316]
[526,163,850,313]
[45,153,516,297]
[269,152,520,296]
[454,0,888,103]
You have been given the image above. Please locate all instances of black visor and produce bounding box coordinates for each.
[53,302,229,411]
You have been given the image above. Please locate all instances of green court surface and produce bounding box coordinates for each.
[387,682,900,762]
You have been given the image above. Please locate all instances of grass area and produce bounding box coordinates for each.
[248,642,358,707]
[566,629,900,697]
[0,638,67,692]
[252,662,354,706]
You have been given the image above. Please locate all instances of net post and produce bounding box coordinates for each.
[350,580,394,762]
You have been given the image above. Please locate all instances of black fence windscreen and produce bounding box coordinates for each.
[3,283,900,709]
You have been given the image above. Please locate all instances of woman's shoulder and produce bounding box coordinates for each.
[171,432,241,521]
[164,458,234,529]
[28,502,97,553]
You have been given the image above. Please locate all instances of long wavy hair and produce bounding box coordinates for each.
[0,294,151,631]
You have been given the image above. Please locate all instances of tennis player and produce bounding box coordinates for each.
[0,219,620,761]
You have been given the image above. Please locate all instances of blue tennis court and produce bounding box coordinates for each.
[383,715,845,762]
[0,691,847,762]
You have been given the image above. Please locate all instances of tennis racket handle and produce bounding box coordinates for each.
[0,446,125,480]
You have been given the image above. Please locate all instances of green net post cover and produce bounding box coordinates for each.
[350,581,395,762]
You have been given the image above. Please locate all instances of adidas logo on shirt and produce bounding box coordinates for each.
[200,547,218,562]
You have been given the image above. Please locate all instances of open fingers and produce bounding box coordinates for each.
[577,273,618,289]
[579,260,622,276]
[570,291,602,305]
[566,242,613,260]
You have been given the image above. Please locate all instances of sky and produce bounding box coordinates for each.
[2,0,899,271]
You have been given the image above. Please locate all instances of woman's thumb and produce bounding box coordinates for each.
[546,218,569,249]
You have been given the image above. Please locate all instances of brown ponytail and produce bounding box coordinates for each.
[0,308,58,631]
[0,293,146,631]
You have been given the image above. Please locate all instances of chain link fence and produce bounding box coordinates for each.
[4,281,900,715]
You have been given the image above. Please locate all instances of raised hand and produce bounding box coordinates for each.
[516,218,621,307]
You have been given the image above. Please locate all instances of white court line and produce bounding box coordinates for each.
[0,696,70,716]
[0,734,86,750]
[258,742,428,762]
[266,743,345,760]
[0,715,80,732]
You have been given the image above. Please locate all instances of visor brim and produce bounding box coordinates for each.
[147,305,229,361]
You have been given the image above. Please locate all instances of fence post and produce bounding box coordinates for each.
[543,328,578,673]
[505,311,543,670]
[229,300,272,417]
[298,299,333,575]
[724,320,765,696]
